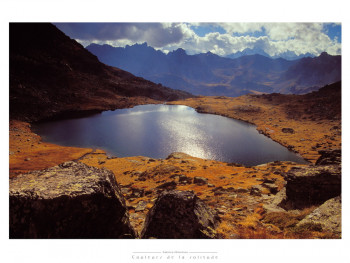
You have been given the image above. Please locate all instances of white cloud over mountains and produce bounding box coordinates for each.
[55,22,341,57]
[56,23,186,47]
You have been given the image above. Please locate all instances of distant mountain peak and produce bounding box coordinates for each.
[205,51,216,56]
[226,48,316,60]
[125,42,149,49]
[137,42,148,47]
[169,48,187,56]
[319,51,330,57]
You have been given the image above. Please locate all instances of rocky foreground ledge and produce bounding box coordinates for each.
[10,161,219,239]
[10,161,136,238]
[10,150,342,238]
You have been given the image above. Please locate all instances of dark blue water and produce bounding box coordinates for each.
[33,104,308,166]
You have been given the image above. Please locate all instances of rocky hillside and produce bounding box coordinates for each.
[276,52,341,94]
[10,23,192,122]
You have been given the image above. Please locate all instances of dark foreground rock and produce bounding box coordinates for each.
[316,149,341,165]
[10,161,136,238]
[141,190,218,239]
[296,196,341,236]
[283,165,341,209]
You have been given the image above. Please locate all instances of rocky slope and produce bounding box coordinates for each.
[277,52,341,94]
[10,23,192,122]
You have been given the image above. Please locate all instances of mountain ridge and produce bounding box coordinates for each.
[226,48,315,60]
[87,43,340,97]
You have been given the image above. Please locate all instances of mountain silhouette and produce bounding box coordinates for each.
[226,48,315,60]
[87,43,341,97]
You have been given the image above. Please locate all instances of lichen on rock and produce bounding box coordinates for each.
[296,196,341,236]
[10,161,136,238]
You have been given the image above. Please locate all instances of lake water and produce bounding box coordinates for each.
[33,104,308,166]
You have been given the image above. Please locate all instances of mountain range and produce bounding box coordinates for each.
[87,43,341,97]
[225,48,315,60]
[10,24,192,121]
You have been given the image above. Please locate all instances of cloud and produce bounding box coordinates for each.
[56,22,341,57]
[162,23,341,57]
[55,23,187,47]
[263,23,324,41]
[217,23,264,34]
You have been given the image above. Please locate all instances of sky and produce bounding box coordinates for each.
[55,22,341,57]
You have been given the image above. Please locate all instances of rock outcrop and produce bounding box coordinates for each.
[10,161,136,238]
[283,165,341,209]
[281,128,295,134]
[296,196,341,236]
[193,176,208,186]
[316,149,341,165]
[141,190,218,239]
[262,187,287,213]
[250,185,263,196]
[178,175,193,184]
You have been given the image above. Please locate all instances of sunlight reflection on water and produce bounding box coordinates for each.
[33,104,308,166]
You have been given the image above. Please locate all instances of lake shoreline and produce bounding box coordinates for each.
[32,104,308,166]
[168,92,341,164]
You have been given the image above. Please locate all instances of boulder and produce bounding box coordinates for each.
[138,164,181,180]
[262,178,277,184]
[156,181,177,191]
[262,183,279,194]
[128,187,145,198]
[193,176,208,186]
[263,188,287,214]
[166,152,193,160]
[235,187,249,193]
[141,190,218,239]
[316,149,341,165]
[296,196,341,236]
[250,185,263,196]
[135,201,148,212]
[178,175,193,184]
[233,105,261,113]
[10,161,136,238]
[281,128,295,134]
[283,165,341,209]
